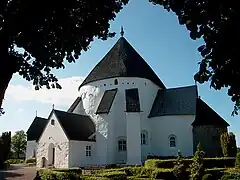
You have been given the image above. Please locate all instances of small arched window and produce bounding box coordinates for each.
[118,139,127,151]
[114,79,118,85]
[141,130,148,145]
[169,135,176,147]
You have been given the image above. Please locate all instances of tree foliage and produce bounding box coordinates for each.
[220,132,237,157]
[150,0,240,114]
[0,0,128,113]
[189,143,205,180]
[11,130,27,159]
[0,131,11,169]
[236,150,240,168]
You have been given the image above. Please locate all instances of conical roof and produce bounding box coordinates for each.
[79,37,165,89]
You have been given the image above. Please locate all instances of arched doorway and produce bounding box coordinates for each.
[48,143,55,166]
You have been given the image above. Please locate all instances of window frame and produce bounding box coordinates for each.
[141,130,148,145]
[85,145,92,157]
[169,135,176,148]
[118,139,127,151]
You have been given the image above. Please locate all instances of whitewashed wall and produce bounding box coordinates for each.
[74,77,160,165]
[126,112,141,165]
[150,115,195,157]
[69,141,96,167]
[26,140,36,159]
[36,112,69,168]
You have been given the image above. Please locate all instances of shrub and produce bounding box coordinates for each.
[236,151,240,168]
[220,132,237,157]
[38,169,81,180]
[150,168,175,179]
[202,174,212,180]
[189,143,205,180]
[25,158,36,164]
[53,167,82,174]
[221,173,240,180]
[173,150,188,180]
[3,160,10,169]
[96,171,127,180]
[6,159,24,164]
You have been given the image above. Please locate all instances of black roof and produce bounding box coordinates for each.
[27,117,48,141]
[192,98,229,127]
[96,88,117,114]
[54,110,96,141]
[79,37,165,89]
[67,97,82,113]
[149,85,197,117]
[148,85,229,127]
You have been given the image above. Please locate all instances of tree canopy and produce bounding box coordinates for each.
[11,130,27,159]
[0,0,128,114]
[150,0,239,115]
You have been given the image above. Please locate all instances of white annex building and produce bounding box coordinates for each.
[26,32,229,168]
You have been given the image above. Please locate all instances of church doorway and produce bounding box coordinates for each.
[48,143,55,166]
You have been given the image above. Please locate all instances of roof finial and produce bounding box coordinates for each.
[120,26,124,37]
[35,110,37,117]
[52,104,55,109]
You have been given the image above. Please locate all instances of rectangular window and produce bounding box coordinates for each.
[118,140,127,151]
[125,88,140,112]
[86,145,91,157]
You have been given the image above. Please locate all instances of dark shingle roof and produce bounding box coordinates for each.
[192,98,229,127]
[125,88,141,112]
[27,117,48,141]
[96,89,117,114]
[149,85,197,117]
[54,110,95,141]
[79,37,165,89]
[67,97,82,113]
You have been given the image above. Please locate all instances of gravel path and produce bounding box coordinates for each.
[0,164,37,180]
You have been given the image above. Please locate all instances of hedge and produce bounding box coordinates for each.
[145,157,235,169]
[52,168,82,174]
[95,171,127,180]
[25,158,36,164]
[6,159,24,164]
[38,169,81,180]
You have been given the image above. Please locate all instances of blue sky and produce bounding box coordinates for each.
[1,0,239,146]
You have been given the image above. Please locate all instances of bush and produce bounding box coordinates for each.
[3,160,10,169]
[53,167,82,174]
[221,132,237,157]
[150,168,175,179]
[221,173,240,180]
[38,169,81,180]
[25,158,36,164]
[236,151,240,168]
[96,171,127,180]
[202,174,212,180]
[189,143,205,180]
[145,157,235,169]
[173,150,188,180]
[6,159,24,164]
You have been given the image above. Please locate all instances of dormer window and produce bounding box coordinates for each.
[114,79,118,85]
[125,88,140,112]
[51,119,55,125]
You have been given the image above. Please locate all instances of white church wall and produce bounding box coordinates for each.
[150,115,195,157]
[126,112,141,165]
[36,112,69,168]
[76,77,160,164]
[69,141,96,167]
[26,140,36,159]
